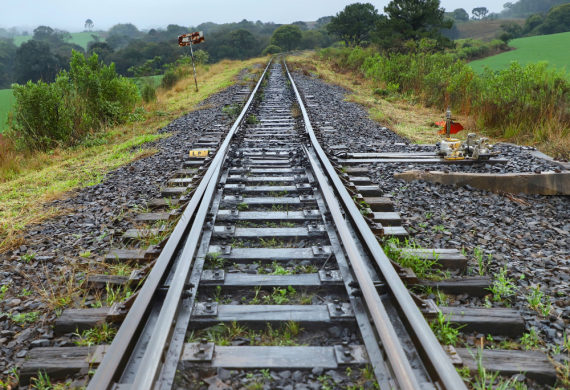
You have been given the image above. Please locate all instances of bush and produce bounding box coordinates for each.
[141,83,156,103]
[160,69,179,90]
[8,50,139,151]
[262,45,282,56]
[322,44,570,143]
[193,49,209,65]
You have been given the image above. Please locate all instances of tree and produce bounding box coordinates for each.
[501,0,565,18]
[14,40,60,84]
[315,16,332,30]
[523,13,545,34]
[501,22,523,38]
[85,19,94,31]
[300,30,326,49]
[326,3,379,45]
[53,29,72,43]
[453,8,469,21]
[166,24,188,37]
[262,45,281,55]
[226,29,256,50]
[292,21,308,31]
[539,3,570,34]
[32,26,71,46]
[472,7,489,20]
[0,39,17,88]
[270,25,302,51]
[106,34,133,50]
[33,26,55,41]
[108,23,140,38]
[374,0,454,50]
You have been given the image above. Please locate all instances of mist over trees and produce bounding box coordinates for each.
[8,0,564,88]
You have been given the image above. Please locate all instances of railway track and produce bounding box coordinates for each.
[80,58,463,390]
[20,58,562,389]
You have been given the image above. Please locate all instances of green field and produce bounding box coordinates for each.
[469,32,570,75]
[0,89,13,133]
[13,32,103,50]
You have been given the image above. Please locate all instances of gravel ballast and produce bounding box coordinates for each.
[292,70,570,382]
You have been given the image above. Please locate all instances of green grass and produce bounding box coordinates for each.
[469,32,570,76]
[0,89,14,133]
[13,32,104,50]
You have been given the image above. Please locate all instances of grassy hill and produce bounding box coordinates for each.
[469,32,570,74]
[0,89,13,133]
[13,32,103,50]
[457,19,524,41]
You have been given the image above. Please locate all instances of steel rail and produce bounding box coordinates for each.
[127,58,274,390]
[285,60,467,390]
[87,58,273,390]
[303,145,420,390]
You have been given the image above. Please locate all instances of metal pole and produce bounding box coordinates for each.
[189,39,198,91]
[446,106,451,138]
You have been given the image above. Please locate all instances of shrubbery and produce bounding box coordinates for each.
[319,43,570,142]
[160,69,179,90]
[262,45,282,56]
[8,51,139,151]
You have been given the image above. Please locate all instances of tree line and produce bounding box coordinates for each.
[0,17,336,89]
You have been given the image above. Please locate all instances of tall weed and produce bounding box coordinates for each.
[8,51,139,152]
[318,43,570,144]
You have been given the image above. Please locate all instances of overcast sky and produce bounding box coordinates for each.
[1,0,505,32]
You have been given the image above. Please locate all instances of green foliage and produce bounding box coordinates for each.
[160,69,179,90]
[501,22,524,40]
[473,246,489,276]
[0,39,17,89]
[237,202,249,211]
[262,45,282,56]
[469,348,522,390]
[12,311,39,323]
[501,0,566,19]
[21,252,36,262]
[206,252,227,269]
[222,103,243,119]
[327,3,380,45]
[487,264,518,302]
[270,25,303,52]
[523,14,545,35]
[374,0,454,51]
[456,365,470,380]
[246,114,260,124]
[520,326,540,350]
[452,8,470,22]
[108,23,140,38]
[141,83,156,103]
[447,39,508,62]
[74,322,117,346]
[430,311,464,345]
[14,40,60,84]
[538,3,570,35]
[321,44,570,143]
[193,49,210,65]
[0,284,9,300]
[8,51,139,152]
[384,238,439,278]
[525,285,553,317]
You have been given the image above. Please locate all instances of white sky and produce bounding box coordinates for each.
[1,0,505,32]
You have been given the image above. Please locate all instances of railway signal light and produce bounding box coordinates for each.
[178,31,205,91]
